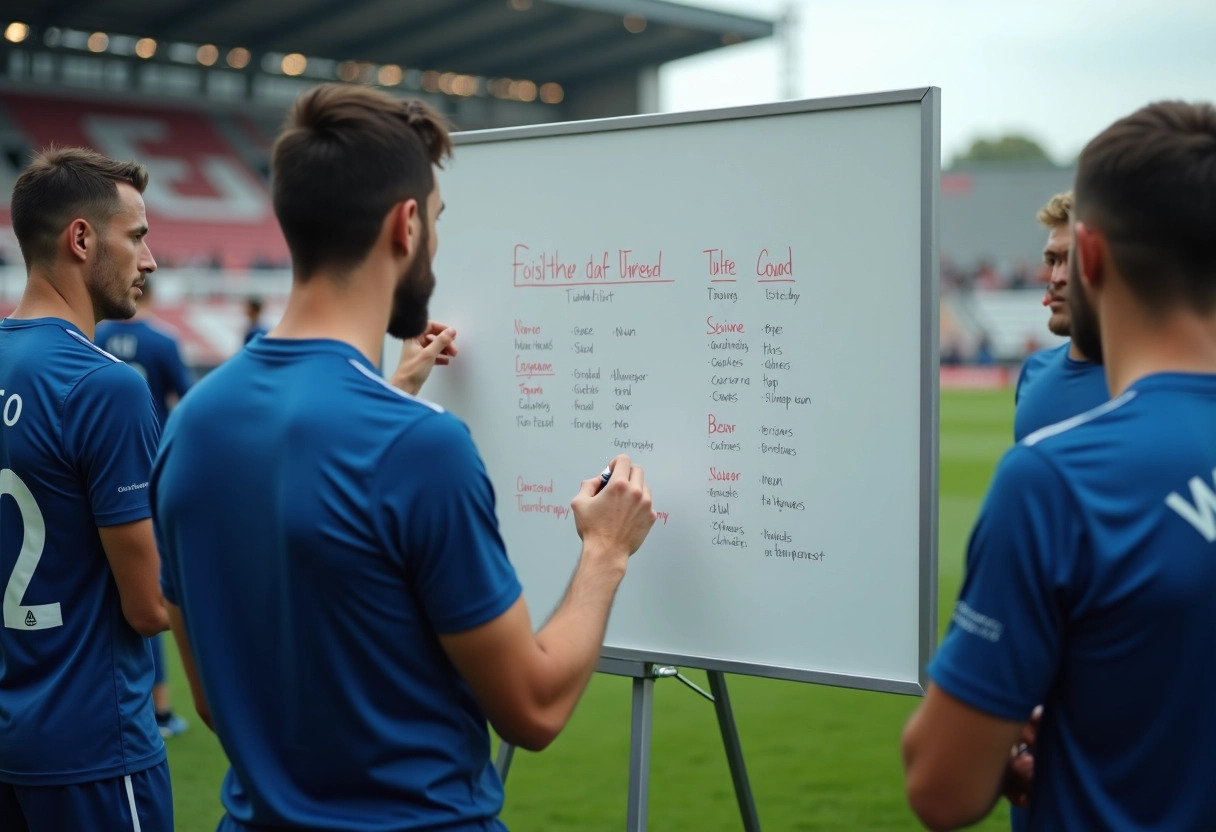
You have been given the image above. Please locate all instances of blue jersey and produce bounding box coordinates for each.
[95,318,193,427]
[243,325,268,345]
[152,338,521,831]
[1013,343,1108,442]
[0,318,164,785]
[931,373,1216,830]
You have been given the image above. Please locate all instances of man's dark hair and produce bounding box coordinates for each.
[1074,101,1216,313]
[10,146,149,270]
[272,84,453,279]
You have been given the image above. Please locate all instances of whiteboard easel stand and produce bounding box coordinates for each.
[495,657,761,831]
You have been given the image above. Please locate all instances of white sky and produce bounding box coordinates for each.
[659,0,1216,164]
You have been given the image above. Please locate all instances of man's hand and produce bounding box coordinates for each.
[1003,705,1042,808]
[391,321,457,395]
[570,454,656,568]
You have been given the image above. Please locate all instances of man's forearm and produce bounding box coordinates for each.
[531,546,628,722]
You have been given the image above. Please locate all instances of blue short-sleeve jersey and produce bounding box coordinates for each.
[1013,343,1108,442]
[152,338,522,832]
[931,373,1216,830]
[0,317,164,785]
[95,318,193,426]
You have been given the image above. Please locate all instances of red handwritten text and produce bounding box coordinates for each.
[618,249,663,279]
[515,356,555,378]
[708,414,737,434]
[756,247,795,280]
[513,244,576,283]
[706,316,745,335]
[704,248,737,277]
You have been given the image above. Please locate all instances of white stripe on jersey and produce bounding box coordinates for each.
[67,329,122,363]
[124,774,143,832]
[348,359,444,413]
[1022,390,1137,447]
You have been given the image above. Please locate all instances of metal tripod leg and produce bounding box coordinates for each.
[708,671,762,831]
[626,672,655,831]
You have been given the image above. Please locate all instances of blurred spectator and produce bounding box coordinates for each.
[941,253,1066,295]
[244,296,269,344]
[974,334,995,365]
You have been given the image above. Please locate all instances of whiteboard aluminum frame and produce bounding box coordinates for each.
[455,88,941,697]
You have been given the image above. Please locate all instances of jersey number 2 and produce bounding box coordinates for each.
[1,469,62,630]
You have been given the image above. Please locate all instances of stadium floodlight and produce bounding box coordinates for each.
[135,37,157,58]
[4,22,29,43]
[226,47,250,69]
[281,53,306,76]
[377,64,403,86]
[86,32,109,52]
[197,44,219,66]
[623,13,647,33]
[539,82,563,104]
[509,79,537,102]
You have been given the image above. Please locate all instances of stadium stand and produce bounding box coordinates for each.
[0,89,287,270]
[0,1,775,372]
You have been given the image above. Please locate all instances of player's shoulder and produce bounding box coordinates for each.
[1022,389,1136,446]
[341,356,446,415]
[53,325,140,380]
[1025,343,1069,374]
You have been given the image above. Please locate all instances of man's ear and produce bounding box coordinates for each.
[67,218,91,263]
[1073,221,1105,291]
[390,199,420,258]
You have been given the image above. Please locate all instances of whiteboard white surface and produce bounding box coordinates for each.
[387,90,939,694]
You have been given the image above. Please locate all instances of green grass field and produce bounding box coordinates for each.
[161,389,1016,831]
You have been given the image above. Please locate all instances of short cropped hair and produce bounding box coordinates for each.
[1074,101,1216,313]
[1036,191,1072,228]
[10,146,148,270]
[271,84,453,278]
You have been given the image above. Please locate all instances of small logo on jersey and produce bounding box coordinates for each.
[24,611,36,627]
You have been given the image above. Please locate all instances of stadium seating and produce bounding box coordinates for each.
[0,89,288,271]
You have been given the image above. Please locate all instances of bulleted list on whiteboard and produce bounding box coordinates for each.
[509,242,826,566]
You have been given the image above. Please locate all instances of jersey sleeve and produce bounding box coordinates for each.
[928,444,1082,721]
[377,412,522,634]
[61,362,161,527]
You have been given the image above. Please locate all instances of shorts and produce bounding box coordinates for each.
[0,759,173,831]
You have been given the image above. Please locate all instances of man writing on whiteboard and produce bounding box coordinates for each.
[1012,190,1107,442]
[151,83,658,831]
[902,100,1216,830]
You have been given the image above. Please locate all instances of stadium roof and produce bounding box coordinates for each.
[17,0,775,86]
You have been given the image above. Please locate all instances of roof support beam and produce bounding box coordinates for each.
[324,0,486,62]
[148,0,249,38]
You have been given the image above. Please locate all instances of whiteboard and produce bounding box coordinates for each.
[387,89,940,695]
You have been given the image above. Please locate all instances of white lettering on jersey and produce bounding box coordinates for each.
[0,390,22,426]
[103,334,138,360]
[1166,471,1216,543]
[951,600,1004,643]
